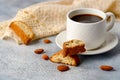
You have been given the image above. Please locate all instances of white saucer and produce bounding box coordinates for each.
[55,31,118,55]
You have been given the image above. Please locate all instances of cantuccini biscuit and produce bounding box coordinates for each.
[63,39,86,57]
[50,50,80,66]
[9,21,34,45]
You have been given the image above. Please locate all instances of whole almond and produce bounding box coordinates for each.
[34,48,44,54]
[43,39,51,44]
[57,65,69,72]
[42,54,49,60]
[100,65,113,71]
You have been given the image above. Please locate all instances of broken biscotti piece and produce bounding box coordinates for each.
[50,50,80,66]
[9,21,34,45]
[63,39,86,57]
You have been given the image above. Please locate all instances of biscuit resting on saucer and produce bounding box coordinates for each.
[63,39,86,57]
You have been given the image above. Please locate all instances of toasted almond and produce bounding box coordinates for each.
[57,65,69,72]
[100,65,113,71]
[34,48,44,54]
[42,54,49,60]
[43,39,51,44]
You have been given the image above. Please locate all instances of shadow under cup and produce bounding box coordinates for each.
[66,8,109,50]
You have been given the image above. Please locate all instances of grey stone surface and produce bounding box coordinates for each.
[0,0,120,80]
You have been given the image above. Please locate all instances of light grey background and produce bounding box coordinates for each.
[0,0,120,80]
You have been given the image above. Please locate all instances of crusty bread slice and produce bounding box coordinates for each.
[9,21,34,45]
[63,39,86,57]
[50,50,80,66]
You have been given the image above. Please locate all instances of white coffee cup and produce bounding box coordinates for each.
[66,8,115,50]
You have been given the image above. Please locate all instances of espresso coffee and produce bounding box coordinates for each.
[71,14,103,23]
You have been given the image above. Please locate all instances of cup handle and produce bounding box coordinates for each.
[105,12,115,31]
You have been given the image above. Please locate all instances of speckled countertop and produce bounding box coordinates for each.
[0,0,120,80]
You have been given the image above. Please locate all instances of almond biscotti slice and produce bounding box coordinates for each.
[50,50,80,66]
[9,21,34,45]
[63,39,86,57]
